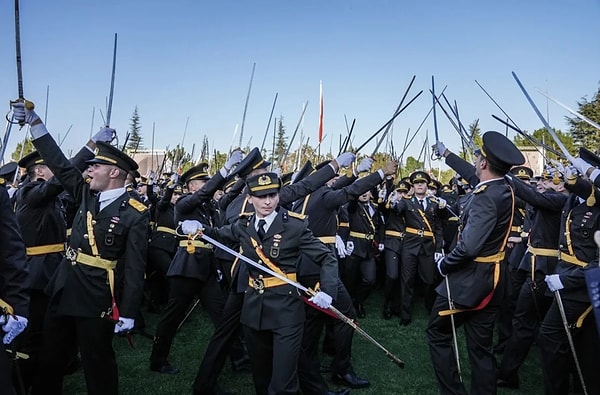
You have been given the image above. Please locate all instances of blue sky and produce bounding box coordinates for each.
[1,0,598,165]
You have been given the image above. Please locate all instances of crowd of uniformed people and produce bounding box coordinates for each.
[1,101,599,395]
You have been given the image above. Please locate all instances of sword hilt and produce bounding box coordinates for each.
[8,98,35,127]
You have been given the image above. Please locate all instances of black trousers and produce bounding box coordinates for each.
[192,291,245,394]
[494,266,526,353]
[427,294,500,395]
[298,276,356,395]
[383,248,402,312]
[152,276,235,367]
[498,271,552,380]
[342,255,376,304]
[32,302,117,395]
[146,247,174,305]
[1,342,17,395]
[538,297,600,395]
[400,248,436,321]
[244,322,304,395]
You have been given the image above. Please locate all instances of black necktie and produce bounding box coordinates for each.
[95,195,101,213]
[418,199,425,210]
[257,219,267,240]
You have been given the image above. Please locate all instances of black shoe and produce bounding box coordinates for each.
[332,372,370,389]
[327,389,351,395]
[232,354,252,373]
[497,377,519,389]
[356,304,365,319]
[399,318,412,327]
[150,363,179,374]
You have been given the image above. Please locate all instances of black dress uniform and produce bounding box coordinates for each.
[13,147,93,393]
[292,167,383,392]
[150,163,235,373]
[381,180,409,318]
[29,136,148,395]
[392,171,445,325]
[537,177,600,395]
[192,151,341,395]
[497,173,567,386]
[427,131,525,395]
[204,173,340,395]
[0,177,30,394]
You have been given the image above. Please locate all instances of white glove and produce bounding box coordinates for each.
[565,165,579,179]
[114,317,135,333]
[271,167,282,177]
[335,152,356,168]
[147,171,156,185]
[545,274,564,292]
[11,102,40,125]
[389,190,398,205]
[335,235,346,258]
[2,315,28,344]
[377,243,384,252]
[345,241,354,256]
[356,157,374,173]
[435,254,446,277]
[309,291,333,309]
[437,197,447,209]
[433,141,447,157]
[168,173,180,188]
[181,220,203,235]
[91,126,116,143]
[571,157,593,176]
[550,160,565,174]
[224,150,244,171]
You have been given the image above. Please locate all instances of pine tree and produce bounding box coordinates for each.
[274,117,287,168]
[126,106,143,152]
[567,85,600,152]
[11,137,35,162]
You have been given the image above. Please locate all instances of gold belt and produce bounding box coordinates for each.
[180,239,212,251]
[338,222,349,228]
[558,251,587,267]
[405,227,434,238]
[156,226,176,235]
[349,231,374,240]
[511,225,522,233]
[384,230,404,238]
[473,251,506,263]
[527,245,559,257]
[248,273,297,292]
[0,298,14,315]
[317,236,336,244]
[26,243,65,256]
[66,247,117,296]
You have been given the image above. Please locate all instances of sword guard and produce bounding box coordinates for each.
[10,98,35,110]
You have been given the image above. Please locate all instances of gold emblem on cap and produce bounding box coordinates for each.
[518,169,526,176]
[257,174,271,186]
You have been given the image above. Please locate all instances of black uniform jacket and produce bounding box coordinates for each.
[557,178,600,302]
[438,178,513,307]
[204,208,338,331]
[14,145,94,290]
[33,134,149,318]
[0,184,30,317]
[148,187,178,254]
[393,196,445,253]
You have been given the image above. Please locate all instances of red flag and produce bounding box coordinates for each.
[318,80,324,143]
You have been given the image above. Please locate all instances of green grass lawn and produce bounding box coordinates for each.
[64,289,543,394]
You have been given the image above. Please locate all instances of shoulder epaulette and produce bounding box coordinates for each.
[287,211,307,220]
[128,198,148,212]
[473,185,488,194]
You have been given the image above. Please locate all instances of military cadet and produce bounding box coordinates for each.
[428,131,525,394]
[184,171,339,395]
[344,188,385,318]
[494,165,532,355]
[12,127,113,392]
[191,148,355,395]
[381,178,410,319]
[391,170,446,326]
[292,157,396,392]
[0,162,30,395]
[149,153,244,374]
[496,164,568,388]
[12,102,149,395]
[146,174,181,309]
